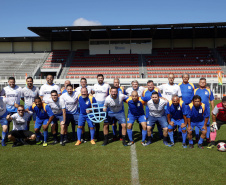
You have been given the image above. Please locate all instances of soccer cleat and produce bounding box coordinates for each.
[207,143,215,149]
[102,139,108,146]
[90,139,96,145]
[60,141,65,146]
[146,140,151,146]
[50,140,58,145]
[1,140,6,147]
[141,141,148,146]
[75,140,82,146]
[122,140,127,146]
[198,144,204,149]
[206,138,211,143]
[189,144,194,149]
[36,140,43,145]
[12,142,19,147]
[43,142,48,147]
[182,143,187,148]
[163,141,168,146]
[113,136,118,141]
[63,138,69,143]
[81,139,87,143]
[168,142,175,147]
[119,138,123,141]
[127,141,134,146]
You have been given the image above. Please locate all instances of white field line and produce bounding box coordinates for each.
[131,144,140,185]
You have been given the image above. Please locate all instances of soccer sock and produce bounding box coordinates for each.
[206,125,210,139]
[195,126,199,139]
[198,137,204,145]
[147,136,152,143]
[104,134,108,141]
[163,136,167,143]
[77,128,82,141]
[71,124,76,140]
[60,134,64,142]
[168,131,174,143]
[55,124,58,135]
[142,130,147,142]
[112,125,117,136]
[53,133,57,141]
[36,132,41,141]
[122,135,126,142]
[210,130,217,141]
[90,128,95,140]
[2,131,7,141]
[182,132,187,144]
[157,124,163,138]
[95,124,100,139]
[119,124,122,137]
[127,128,133,141]
[64,134,68,140]
[43,131,48,142]
[178,126,182,137]
[189,139,193,145]
[139,124,142,132]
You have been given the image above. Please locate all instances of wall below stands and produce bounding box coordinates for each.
[0,42,12,52]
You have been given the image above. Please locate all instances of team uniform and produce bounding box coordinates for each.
[212,102,226,129]
[29,103,54,143]
[39,83,61,102]
[0,97,8,146]
[0,85,22,114]
[92,83,110,106]
[166,100,187,146]
[178,82,196,105]
[76,86,93,94]
[77,94,97,142]
[21,86,39,122]
[8,112,34,140]
[126,86,145,97]
[125,96,151,143]
[186,102,209,145]
[194,88,214,139]
[157,83,182,101]
[60,91,80,141]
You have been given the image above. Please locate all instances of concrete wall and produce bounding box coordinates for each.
[33,42,51,52]
[153,39,171,48]
[14,42,32,52]
[0,42,12,52]
[215,38,226,47]
[52,41,71,50]
[72,41,89,50]
[173,39,193,48]
[194,38,214,48]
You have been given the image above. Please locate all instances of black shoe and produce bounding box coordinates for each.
[122,140,127,146]
[189,144,194,149]
[63,139,69,143]
[198,144,204,149]
[50,140,58,145]
[12,142,19,147]
[60,141,65,146]
[102,139,108,146]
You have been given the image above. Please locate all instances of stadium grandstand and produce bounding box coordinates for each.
[0,22,226,97]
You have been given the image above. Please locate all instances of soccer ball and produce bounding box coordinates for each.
[217,142,226,152]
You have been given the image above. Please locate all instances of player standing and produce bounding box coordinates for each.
[0,96,8,146]
[61,80,72,94]
[126,80,145,97]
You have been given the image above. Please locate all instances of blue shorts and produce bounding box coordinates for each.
[34,118,49,130]
[147,115,168,128]
[52,114,64,124]
[65,114,79,126]
[189,121,205,131]
[105,112,126,124]
[78,114,94,128]
[0,117,8,126]
[168,118,186,130]
[127,114,146,124]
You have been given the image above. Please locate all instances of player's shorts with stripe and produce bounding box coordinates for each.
[34,118,49,129]
[65,113,79,126]
[105,112,126,124]
[78,114,94,128]
[8,130,34,138]
[147,115,168,128]
[127,114,146,124]
[0,112,8,126]
[168,118,186,130]
[189,121,205,131]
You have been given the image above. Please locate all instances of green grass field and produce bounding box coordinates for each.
[0,100,225,185]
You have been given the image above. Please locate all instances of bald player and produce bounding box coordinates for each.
[61,80,71,94]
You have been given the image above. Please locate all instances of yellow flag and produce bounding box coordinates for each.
[217,71,222,85]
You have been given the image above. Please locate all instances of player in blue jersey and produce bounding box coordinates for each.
[75,87,97,146]
[109,78,126,141]
[0,97,8,146]
[28,97,54,147]
[194,78,214,142]
[186,95,209,149]
[125,91,151,146]
[166,95,187,148]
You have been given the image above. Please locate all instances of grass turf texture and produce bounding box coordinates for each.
[0,100,225,184]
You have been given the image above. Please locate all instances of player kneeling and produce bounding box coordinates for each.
[166,95,187,148]
[125,91,151,146]
[6,105,36,147]
[75,88,97,146]
[187,95,209,149]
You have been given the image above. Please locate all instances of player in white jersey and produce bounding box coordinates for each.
[21,77,39,130]
[0,97,8,146]
[126,80,146,97]
[45,90,66,146]
[147,92,169,146]
[6,105,36,147]
[76,78,93,94]
[39,74,61,102]
[0,77,22,132]
[92,74,111,140]
[157,74,182,101]
[103,87,128,146]
[60,84,80,142]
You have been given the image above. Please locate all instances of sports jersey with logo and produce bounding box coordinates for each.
[21,86,39,109]
[212,102,226,121]
[194,88,214,108]
[186,103,209,122]
[11,112,33,130]
[0,85,22,112]
[104,94,127,113]
[165,100,186,120]
[92,83,110,105]
[157,83,182,101]
[39,83,61,102]
[29,103,54,119]
[126,86,145,97]
[78,94,97,115]
[147,99,168,117]
[45,98,65,116]
[178,82,196,105]
[60,91,80,114]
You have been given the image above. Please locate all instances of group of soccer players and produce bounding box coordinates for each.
[0,73,225,149]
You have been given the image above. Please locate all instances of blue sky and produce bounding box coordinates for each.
[0,0,225,37]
